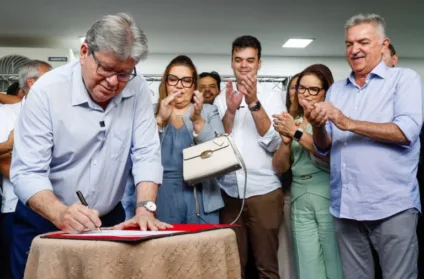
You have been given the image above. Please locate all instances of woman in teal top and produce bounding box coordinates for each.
[272,64,342,279]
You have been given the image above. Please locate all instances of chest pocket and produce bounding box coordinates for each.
[110,128,130,162]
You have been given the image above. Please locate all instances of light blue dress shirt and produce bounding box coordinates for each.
[10,61,163,216]
[319,61,422,220]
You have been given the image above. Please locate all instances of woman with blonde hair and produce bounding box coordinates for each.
[155,55,224,224]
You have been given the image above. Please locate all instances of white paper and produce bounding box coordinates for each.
[67,230,183,237]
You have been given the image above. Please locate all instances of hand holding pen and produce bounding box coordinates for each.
[76,191,102,232]
[53,192,102,234]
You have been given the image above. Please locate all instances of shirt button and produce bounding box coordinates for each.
[93,160,97,166]
[355,107,358,110]
[342,163,346,168]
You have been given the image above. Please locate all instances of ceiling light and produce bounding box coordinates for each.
[282,38,314,48]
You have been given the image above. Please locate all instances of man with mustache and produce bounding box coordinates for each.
[303,13,422,279]
[214,35,286,279]
[10,13,171,278]
[199,71,221,104]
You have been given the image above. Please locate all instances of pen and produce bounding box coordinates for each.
[76,191,102,232]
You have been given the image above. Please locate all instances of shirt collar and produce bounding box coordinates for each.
[346,60,387,86]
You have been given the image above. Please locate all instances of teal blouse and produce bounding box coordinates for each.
[290,118,330,202]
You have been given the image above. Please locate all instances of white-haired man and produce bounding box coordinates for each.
[304,13,422,279]
[10,13,171,278]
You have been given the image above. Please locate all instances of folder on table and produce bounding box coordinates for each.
[41,224,236,242]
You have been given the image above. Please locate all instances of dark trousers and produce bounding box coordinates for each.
[1,213,15,279]
[220,188,284,279]
[11,201,125,279]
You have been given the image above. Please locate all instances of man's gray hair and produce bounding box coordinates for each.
[345,13,387,42]
[18,60,52,93]
[85,13,148,62]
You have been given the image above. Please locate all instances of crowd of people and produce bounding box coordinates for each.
[0,11,423,279]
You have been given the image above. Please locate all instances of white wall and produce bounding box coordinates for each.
[2,48,421,80]
[139,54,424,82]
[0,47,74,68]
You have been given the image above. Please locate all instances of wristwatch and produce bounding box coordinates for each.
[293,128,304,141]
[136,200,157,212]
[248,100,261,111]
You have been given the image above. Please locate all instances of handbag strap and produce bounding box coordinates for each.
[222,134,247,225]
[193,133,247,226]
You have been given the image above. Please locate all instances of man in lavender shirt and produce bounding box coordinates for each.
[303,13,422,279]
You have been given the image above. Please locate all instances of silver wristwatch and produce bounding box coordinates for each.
[136,200,157,212]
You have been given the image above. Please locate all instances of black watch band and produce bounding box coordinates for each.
[248,100,261,111]
[293,128,304,141]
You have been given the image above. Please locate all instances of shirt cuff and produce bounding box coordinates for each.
[313,141,330,156]
[133,162,163,186]
[393,117,420,148]
[13,174,53,205]
[257,125,281,152]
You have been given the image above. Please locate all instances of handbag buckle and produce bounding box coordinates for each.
[200,150,213,159]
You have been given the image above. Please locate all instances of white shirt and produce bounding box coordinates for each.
[0,101,22,213]
[214,82,286,198]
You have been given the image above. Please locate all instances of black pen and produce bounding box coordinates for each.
[76,191,102,232]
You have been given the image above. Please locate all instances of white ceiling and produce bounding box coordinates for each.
[0,0,423,58]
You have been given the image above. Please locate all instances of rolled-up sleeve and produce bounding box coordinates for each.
[194,104,225,144]
[257,91,286,152]
[313,119,333,156]
[131,82,163,185]
[393,70,422,145]
[11,88,54,205]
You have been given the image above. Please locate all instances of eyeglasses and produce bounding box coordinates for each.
[91,50,137,82]
[297,85,324,96]
[166,74,195,88]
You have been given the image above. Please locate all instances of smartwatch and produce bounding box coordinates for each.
[136,200,157,212]
[293,128,304,141]
[248,100,261,112]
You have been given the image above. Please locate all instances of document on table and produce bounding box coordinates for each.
[67,230,183,237]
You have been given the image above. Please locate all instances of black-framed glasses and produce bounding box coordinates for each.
[91,50,137,82]
[166,74,195,88]
[297,85,324,96]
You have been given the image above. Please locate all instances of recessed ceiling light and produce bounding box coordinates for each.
[282,38,314,48]
[79,36,86,43]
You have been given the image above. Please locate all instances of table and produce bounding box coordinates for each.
[24,228,241,279]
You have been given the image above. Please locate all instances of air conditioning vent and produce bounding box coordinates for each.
[0,55,31,92]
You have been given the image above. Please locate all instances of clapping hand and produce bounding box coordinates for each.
[273,112,297,137]
[238,74,258,106]
[190,90,204,122]
[272,112,297,143]
[156,90,183,124]
[225,80,243,114]
[302,99,350,130]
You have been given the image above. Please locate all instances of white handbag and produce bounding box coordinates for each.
[183,134,243,185]
[183,133,247,225]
